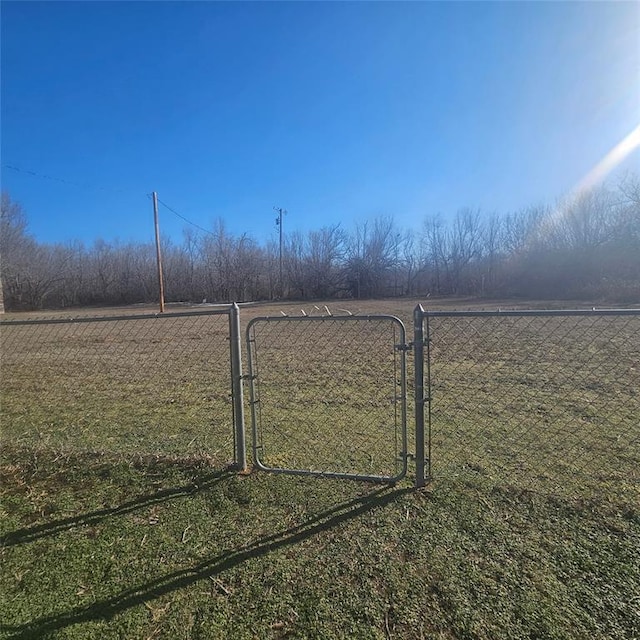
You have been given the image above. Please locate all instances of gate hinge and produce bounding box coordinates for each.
[240,374,257,381]
[395,342,413,352]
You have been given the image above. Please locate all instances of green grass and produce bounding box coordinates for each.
[1,298,639,638]
[1,447,639,640]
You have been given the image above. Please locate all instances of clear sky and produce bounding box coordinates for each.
[1,1,638,247]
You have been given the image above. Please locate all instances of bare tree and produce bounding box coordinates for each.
[3,175,640,310]
[447,208,483,294]
[345,217,396,298]
[284,231,306,298]
[555,187,615,250]
[0,193,70,310]
[501,206,547,255]
[479,214,503,295]
[305,225,346,298]
[1,192,33,309]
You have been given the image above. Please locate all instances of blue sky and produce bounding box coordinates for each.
[1,1,638,247]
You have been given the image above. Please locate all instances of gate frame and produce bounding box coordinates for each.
[245,314,409,483]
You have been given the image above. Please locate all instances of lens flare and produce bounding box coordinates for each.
[574,123,640,194]
[535,124,640,240]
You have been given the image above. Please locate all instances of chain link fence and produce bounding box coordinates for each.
[3,303,638,495]
[1,309,245,467]
[246,315,408,482]
[414,308,640,498]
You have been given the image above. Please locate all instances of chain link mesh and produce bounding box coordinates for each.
[424,312,639,498]
[1,311,236,462]
[247,316,407,481]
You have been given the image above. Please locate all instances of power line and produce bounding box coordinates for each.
[3,163,217,237]
[1,163,138,196]
[152,195,216,236]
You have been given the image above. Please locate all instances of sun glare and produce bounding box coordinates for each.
[573,123,640,194]
[538,123,640,238]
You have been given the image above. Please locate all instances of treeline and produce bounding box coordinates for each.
[1,176,639,311]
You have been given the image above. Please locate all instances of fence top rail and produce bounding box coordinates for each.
[0,307,234,327]
[416,307,640,318]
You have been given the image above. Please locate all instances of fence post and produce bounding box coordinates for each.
[414,304,426,488]
[229,303,247,471]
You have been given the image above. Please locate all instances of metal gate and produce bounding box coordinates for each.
[246,314,408,482]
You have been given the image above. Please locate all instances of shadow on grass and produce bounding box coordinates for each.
[0,468,233,547]
[1,485,409,639]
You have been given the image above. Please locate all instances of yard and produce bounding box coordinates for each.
[1,298,638,639]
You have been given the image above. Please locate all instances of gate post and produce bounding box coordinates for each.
[414,304,426,488]
[229,303,247,471]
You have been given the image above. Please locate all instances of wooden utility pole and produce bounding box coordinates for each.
[274,206,286,298]
[152,192,165,313]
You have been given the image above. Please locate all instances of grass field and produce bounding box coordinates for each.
[1,298,639,639]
